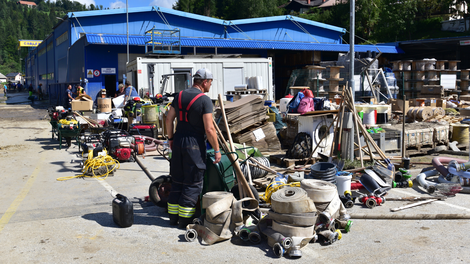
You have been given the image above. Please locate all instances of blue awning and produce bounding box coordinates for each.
[85,34,404,54]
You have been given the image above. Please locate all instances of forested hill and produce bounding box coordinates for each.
[0,0,104,75]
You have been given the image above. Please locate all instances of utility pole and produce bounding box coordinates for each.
[346,0,356,160]
[126,0,129,65]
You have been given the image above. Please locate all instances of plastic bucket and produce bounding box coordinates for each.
[226,95,234,102]
[280,98,291,113]
[335,172,352,195]
[308,162,337,184]
[142,105,159,123]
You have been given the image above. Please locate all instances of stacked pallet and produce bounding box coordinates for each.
[216,95,268,134]
[216,95,281,152]
[232,121,281,152]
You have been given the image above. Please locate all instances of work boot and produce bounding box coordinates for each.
[178,216,194,230]
[169,214,179,226]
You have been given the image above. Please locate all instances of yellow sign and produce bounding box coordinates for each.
[18,40,42,49]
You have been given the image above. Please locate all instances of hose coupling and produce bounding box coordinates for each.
[239,226,258,242]
[288,246,302,259]
[392,180,413,188]
[318,229,339,245]
[248,231,261,244]
[192,217,203,225]
[281,237,293,249]
[334,219,353,233]
[359,194,385,208]
[317,211,334,229]
[185,229,198,242]
[273,243,285,258]
[340,190,356,208]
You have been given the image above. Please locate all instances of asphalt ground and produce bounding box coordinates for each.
[1,97,470,263]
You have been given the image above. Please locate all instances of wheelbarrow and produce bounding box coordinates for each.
[57,122,81,150]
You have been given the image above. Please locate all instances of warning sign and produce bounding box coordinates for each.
[87,69,93,78]
[93,70,101,77]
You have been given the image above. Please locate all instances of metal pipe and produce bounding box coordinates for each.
[432,157,468,176]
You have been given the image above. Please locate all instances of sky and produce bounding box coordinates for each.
[64,0,179,9]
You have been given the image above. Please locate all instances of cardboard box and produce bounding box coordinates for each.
[71,100,93,111]
[436,99,446,108]
[391,99,409,113]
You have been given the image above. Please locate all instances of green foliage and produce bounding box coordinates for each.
[174,0,286,20]
[0,0,92,75]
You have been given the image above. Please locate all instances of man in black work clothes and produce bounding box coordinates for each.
[66,84,74,109]
[165,68,221,229]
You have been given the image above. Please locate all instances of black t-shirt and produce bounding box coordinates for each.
[171,87,213,136]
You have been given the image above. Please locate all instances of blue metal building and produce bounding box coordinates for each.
[25,6,402,104]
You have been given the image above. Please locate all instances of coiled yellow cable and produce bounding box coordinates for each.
[57,154,120,181]
[261,181,300,204]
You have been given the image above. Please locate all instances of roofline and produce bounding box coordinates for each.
[397,35,470,45]
[68,7,345,34]
[228,15,346,34]
[68,6,224,25]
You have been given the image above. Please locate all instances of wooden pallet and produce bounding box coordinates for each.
[269,154,316,168]
[252,175,275,190]
[427,115,463,123]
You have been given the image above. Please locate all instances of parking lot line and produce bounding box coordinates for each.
[392,188,470,213]
[0,156,46,233]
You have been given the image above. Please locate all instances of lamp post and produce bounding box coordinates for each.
[126,0,129,65]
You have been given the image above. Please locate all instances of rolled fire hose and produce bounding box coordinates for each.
[300,179,348,219]
[270,187,316,214]
[186,191,258,245]
[259,187,316,256]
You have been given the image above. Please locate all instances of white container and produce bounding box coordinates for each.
[336,173,352,195]
[280,97,291,113]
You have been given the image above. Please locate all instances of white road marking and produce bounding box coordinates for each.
[391,188,470,213]
[96,179,118,198]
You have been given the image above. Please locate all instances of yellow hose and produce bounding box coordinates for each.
[261,181,300,204]
[58,119,78,125]
[57,153,120,181]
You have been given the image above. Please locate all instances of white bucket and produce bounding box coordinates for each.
[280,97,291,113]
[335,173,352,195]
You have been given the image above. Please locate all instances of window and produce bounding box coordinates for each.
[173,69,192,93]
[56,31,68,46]
[47,42,53,51]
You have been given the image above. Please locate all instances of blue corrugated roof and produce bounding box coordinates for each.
[85,34,403,54]
[69,7,344,33]
[228,15,346,34]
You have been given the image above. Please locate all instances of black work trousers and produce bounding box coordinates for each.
[168,133,206,219]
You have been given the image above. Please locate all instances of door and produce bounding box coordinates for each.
[105,75,117,97]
